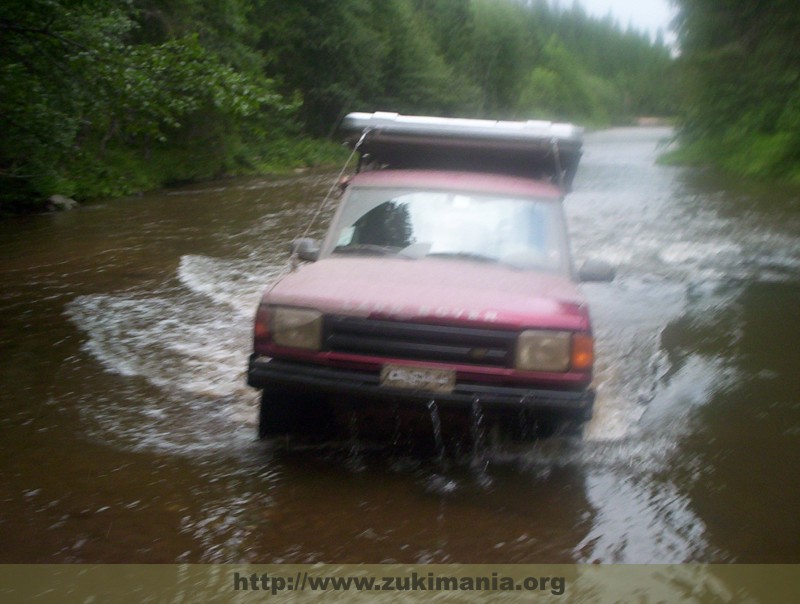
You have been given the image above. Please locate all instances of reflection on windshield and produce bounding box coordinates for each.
[329,188,566,271]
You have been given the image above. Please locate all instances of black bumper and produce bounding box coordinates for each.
[247,355,594,420]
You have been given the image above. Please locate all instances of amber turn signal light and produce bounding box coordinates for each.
[253,303,270,341]
[571,333,594,371]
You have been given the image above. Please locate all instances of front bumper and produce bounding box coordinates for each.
[247,355,594,420]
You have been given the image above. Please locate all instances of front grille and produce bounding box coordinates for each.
[323,315,517,367]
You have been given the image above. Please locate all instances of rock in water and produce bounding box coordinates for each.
[47,194,79,211]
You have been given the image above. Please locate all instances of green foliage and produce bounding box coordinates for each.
[1,0,679,212]
[466,0,531,114]
[372,0,476,114]
[541,2,675,118]
[0,0,295,209]
[673,0,800,181]
[517,35,619,122]
[256,0,387,136]
[259,0,674,131]
[256,0,476,135]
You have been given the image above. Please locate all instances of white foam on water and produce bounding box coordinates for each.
[177,254,286,315]
[502,352,732,564]
[659,240,741,265]
[64,252,287,455]
[67,289,253,399]
[575,470,709,563]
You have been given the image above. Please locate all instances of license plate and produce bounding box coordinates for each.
[380,364,455,393]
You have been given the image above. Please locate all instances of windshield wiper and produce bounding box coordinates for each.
[333,243,399,256]
[426,251,500,264]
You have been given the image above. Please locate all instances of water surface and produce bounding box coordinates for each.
[2,128,799,564]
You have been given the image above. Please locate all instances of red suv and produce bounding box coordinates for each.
[247,112,613,441]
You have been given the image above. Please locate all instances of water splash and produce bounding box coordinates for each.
[469,398,492,488]
[427,399,447,471]
[346,410,365,472]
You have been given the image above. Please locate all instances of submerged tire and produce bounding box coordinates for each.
[258,387,296,438]
[257,387,333,439]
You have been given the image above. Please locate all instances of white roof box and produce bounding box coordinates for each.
[341,112,583,190]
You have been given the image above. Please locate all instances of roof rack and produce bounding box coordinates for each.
[341,112,583,192]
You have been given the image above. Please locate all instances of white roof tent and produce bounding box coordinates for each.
[341,112,583,192]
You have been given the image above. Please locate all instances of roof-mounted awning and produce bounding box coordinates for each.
[341,112,583,192]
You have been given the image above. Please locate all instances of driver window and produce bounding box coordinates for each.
[351,200,415,248]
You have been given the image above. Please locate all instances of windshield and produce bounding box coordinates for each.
[322,186,569,272]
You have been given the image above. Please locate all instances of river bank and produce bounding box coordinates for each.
[0,137,350,217]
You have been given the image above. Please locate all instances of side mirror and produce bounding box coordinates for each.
[578,259,615,283]
[291,238,320,262]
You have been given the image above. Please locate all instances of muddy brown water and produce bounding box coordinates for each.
[1,128,799,564]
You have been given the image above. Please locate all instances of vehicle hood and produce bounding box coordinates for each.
[264,257,590,331]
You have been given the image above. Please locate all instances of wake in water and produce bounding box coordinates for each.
[67,255,280,397]
[64,253,291,454]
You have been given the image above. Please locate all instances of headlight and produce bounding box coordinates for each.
[271,307,322,350]
[515,330,571,372]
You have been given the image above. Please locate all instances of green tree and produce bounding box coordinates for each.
[466,0,532,114]
[256,0,387,136]
[1,0,682,212]
[0,0,293,209]
[517,35,608,120]
[673,0,800,180]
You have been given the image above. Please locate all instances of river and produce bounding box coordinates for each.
[1,127,799,565]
